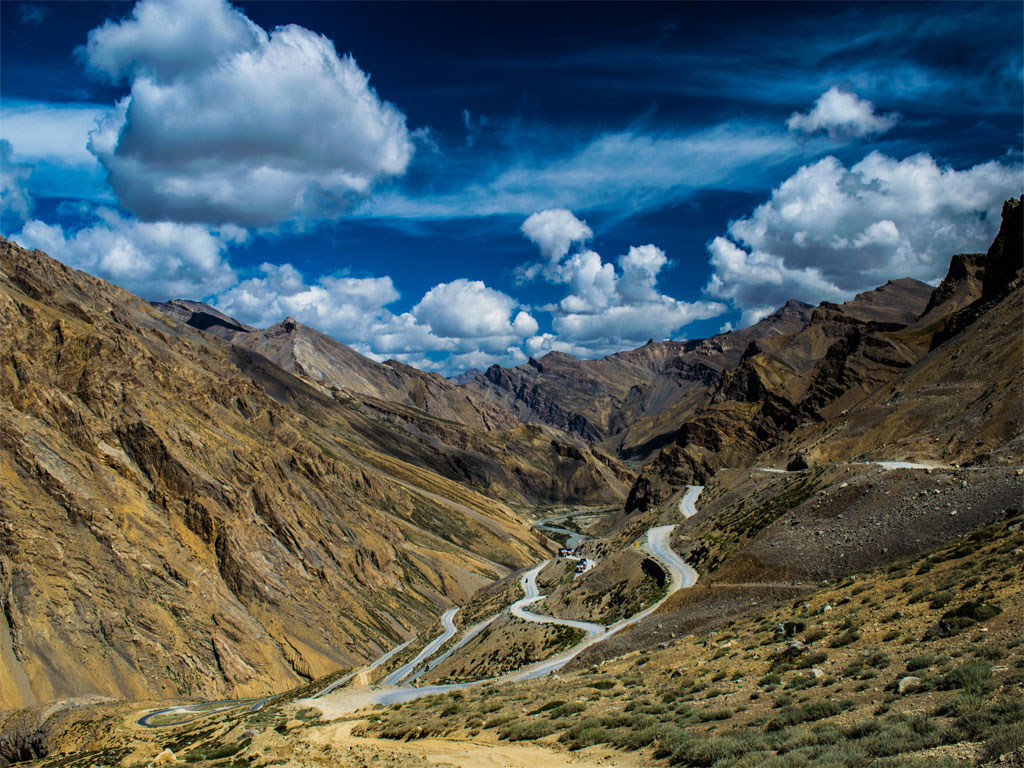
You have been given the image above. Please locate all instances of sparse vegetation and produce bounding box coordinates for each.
[356,512,1021,768]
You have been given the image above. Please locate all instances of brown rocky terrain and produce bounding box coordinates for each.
[0,237,633,711]
[624,199,1022,513]
[1,199,1020,768]
[153,301,634,508]
[8,511,1020,767]
[464,300,814,453]
[155,302,519,432]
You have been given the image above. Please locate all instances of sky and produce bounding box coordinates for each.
[1,1,1021,375]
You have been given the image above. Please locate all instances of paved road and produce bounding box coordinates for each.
[137,698,261,728]
[502,517,701,682]
[312,639,414,697]
[382,609,459,686]
[407,614,500,683]
[677,485,704,518]
[871,461,937,470]
[645,524,698,591]
[139,492,706,727]
[509,562,606,636]
[755,461,942,475]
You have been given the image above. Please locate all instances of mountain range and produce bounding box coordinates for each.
[0,198,1020,767]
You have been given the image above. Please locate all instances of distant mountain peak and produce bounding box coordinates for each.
[448,368,484,386]
[151,299,255,335]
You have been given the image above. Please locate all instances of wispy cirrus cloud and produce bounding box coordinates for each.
[363,123,804,220]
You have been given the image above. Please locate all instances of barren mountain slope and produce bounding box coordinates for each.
[766,196,1024,469]
[625,278,936,511]
[0,238,564,709]
[465,300,814,448]
[152,302,633,507]
[221,313,520,432]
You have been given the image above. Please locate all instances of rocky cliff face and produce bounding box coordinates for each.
[152,303,633,508]
[465,300,814,455]
[627,199,1023,511]
[1,239,586,709]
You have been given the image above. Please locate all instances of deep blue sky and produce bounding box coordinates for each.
[2,1,1021,373]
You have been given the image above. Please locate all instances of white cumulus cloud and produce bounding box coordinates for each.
[412,279,538,343]
[787,86,897,139]
[521,208,593,264]
[519,210,725,353]
[214,262,400,336]
[82,0,414,226]
[705,151,1023,324]
[12,208,242,299]
[82,0,265,83]
[214,267,537,372]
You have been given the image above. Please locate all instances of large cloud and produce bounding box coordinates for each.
[214,266,537,371]
[12,208,241,299]
[705,152,1022,324]
[413,279,538,341]
[519,209,725,352]
[83,0,414,226]
[787,86,897,139]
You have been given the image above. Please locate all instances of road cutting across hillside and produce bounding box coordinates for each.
[381,609,459,685]
[138,488,704,726]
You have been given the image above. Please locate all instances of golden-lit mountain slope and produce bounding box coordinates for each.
[0,238,587,709]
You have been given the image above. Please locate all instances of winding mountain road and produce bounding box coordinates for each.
[381,609,459,685]
[509,562,606,636]
[677,484,704,518]
[407,614,500,683]
[138,489,705,726]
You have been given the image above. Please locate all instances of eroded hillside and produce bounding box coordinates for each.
[0,238,600,709]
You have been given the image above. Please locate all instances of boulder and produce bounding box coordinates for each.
[897,676,921,695]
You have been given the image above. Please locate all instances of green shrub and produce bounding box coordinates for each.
[974,645,1006,661]
[940,601,1002,632]
[696,708,732,722]
[498,719,556,741]
[804,628,826,643]
[937,662,994,694]
[549,701,587,718]
[559,717,607,750]
[866,650,890,669]
[830,629,861,648]
[766,699,853,730]
[528,699,565,715]
[795,651,828,669]
[906,654,936,672]
[983,721,1024,762]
